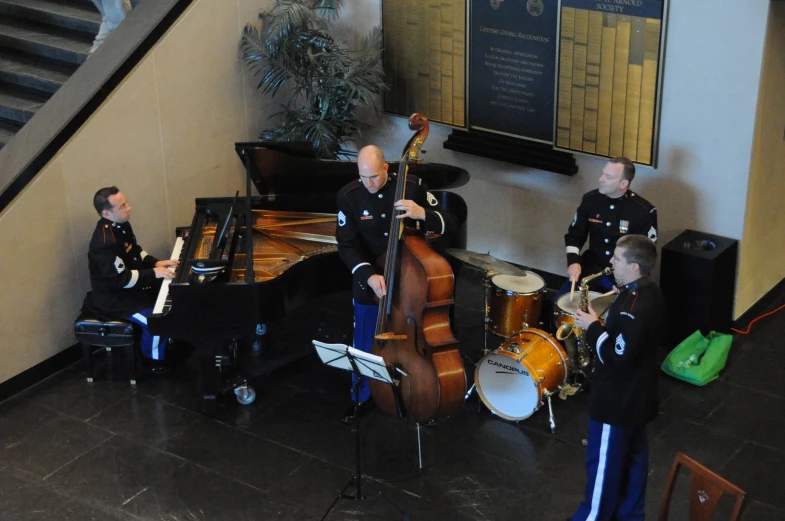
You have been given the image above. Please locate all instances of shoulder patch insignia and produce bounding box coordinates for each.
[426,192,438,207]
[615,334,626,355]
[114,256,126,274]
[571,212,577,227]
[648,226,658,242]
[338,211,347,227]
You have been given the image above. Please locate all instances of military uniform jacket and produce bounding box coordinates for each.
[585,277,665,426]
[336,173,454,304]
[88,218,160,319]
[565,189,657,270]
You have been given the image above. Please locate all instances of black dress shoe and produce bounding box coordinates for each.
[141,359,170,375]
[342,401,374,423]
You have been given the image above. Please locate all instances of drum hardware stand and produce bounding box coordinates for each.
[543,389,557,433]
[482,270,495,355]
[415,423,424,471]
[465,270,495,403]
[464,383,476,401]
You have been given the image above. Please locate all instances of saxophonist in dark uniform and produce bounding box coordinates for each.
[568,234,665,521]
[335,145,455,422]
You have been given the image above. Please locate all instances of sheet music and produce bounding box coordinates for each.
[312,341,393,384]
[312,341,354,371]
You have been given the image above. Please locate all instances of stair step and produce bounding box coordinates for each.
[0,19,91,66]
[0,0,101,36]
[0,83,48,125]
[0,119,21,149]
[0,50,74,95]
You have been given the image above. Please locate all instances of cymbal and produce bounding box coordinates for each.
[445,248,526,276]
[590,294,616,318]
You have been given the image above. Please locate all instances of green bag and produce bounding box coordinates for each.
[661,330,733,386]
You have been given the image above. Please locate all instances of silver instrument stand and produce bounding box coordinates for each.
[416,424,423,470]
[465,270,495,402]
[543,390,557,433]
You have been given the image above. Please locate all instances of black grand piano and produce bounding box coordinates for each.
[148,141,469,407]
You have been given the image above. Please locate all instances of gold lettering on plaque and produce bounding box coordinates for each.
[383,0,466,126]
[557,4,664,165]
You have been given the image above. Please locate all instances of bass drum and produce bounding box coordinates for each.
[474,329,570,421]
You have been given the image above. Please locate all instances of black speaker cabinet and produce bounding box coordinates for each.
[660,230,738,342]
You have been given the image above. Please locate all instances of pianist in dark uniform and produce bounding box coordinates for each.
[559,156,658,297]
[85,187,178,363]
[336,145,455,423]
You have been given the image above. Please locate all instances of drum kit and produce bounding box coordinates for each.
[447,248,616,433]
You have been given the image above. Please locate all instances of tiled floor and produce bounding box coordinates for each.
[1,266,783,520]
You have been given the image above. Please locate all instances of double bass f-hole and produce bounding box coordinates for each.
[405,316,425,357]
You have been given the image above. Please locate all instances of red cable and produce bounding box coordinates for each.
[730,302,785,335]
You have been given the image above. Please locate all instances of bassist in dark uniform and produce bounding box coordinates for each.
[335,145,454,422]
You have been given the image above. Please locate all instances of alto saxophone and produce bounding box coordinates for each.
[556,267,613,368]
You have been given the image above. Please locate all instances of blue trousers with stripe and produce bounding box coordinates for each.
[351,302,379,404]
[126,308,168,361]
[571,419,649,521]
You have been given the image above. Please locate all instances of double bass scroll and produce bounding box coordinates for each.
[369,114,466,424]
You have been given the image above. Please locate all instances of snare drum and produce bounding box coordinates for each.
[553,291,603,332]
[488,273,546,338]
[475,329,570,421]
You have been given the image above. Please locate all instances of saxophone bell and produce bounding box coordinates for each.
[556,320,575,340]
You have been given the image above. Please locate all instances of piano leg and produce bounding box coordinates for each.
[197,338,224,412]
[196,337,252,411]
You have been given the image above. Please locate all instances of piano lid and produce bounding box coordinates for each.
[234,141,470,197]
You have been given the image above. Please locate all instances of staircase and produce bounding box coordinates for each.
[0,0,99,150]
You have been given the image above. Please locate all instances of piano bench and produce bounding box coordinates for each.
[74,313,137,386]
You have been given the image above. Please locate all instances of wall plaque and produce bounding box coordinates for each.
[554,0,667,166]
[468,0,559,142]
[382,1,466,127]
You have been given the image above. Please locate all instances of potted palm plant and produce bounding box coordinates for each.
[240,0,386,159]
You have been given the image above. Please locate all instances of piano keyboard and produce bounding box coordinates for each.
[153,237,185,315]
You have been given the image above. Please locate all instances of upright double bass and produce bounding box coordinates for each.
[369,114,466,424]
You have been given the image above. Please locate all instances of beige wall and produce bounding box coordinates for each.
[737,1,785,314]
[0,0,275,384]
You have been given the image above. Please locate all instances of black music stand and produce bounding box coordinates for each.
[312,341,410,521]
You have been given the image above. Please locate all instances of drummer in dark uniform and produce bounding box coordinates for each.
[561,157,658,296]
[569,234,665,521]
[85,187,178,365]
[336,145,454,423]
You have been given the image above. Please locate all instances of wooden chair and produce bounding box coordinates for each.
[659,451,746,521]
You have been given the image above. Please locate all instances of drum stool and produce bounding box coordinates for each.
[74,313,137,386]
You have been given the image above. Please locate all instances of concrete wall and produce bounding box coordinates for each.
[737,1,785,313]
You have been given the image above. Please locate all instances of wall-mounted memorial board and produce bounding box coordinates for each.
[468,0,559,143]
[554,0,667,166]
[382,1,466,127]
